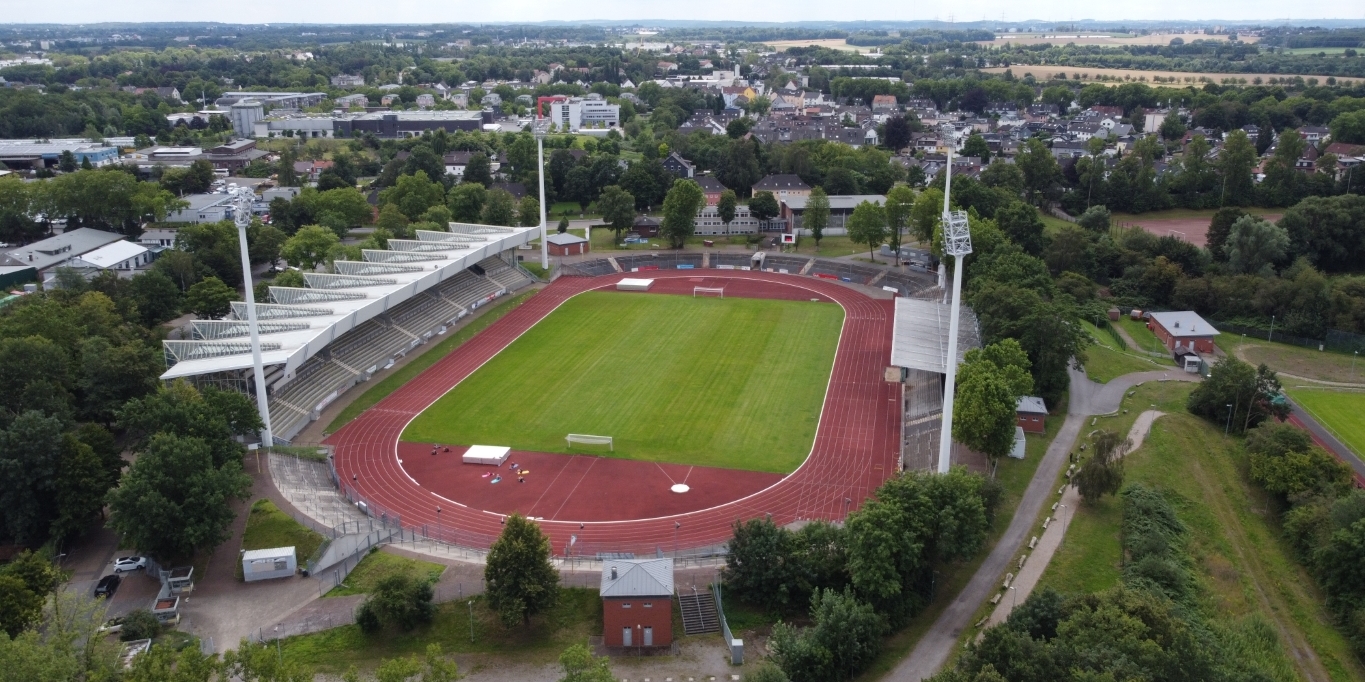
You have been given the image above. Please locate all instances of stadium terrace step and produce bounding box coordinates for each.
[678,589,720,635]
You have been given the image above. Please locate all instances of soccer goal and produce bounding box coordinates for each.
[566,434,613,451]
[693,286,726,299]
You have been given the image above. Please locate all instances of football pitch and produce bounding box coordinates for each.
[401,291,844,473]
[1286,387,1365,459]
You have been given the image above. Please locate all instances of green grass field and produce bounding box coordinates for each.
[1285,388,1365,459]
[325,549,445,597]
[1036,386,1365,681]
[402,291,844,473]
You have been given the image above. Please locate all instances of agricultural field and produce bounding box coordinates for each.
[981,65,1363,85]
[764,38,873,52]
[402,291,845,473]
[976,32,1256,47]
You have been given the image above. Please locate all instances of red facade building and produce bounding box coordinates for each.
[601,558,674,648]
[1148,311,1220,354]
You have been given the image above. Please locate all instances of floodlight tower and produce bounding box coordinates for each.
[937,123,972,474]
[533,120,550,270]
[233,189,273,447]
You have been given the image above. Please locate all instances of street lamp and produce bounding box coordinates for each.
[468,599,474,642]
[844,497,852,518]
[674,521,680,557]
[533,122,549,270]
[435,506,441,543]
[1225,403,1234,435]
[937,122,972,474]
[1009,585,1017,609]
[233,189,272,446]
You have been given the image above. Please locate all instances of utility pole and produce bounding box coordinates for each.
[938,122,972,474]
[534,121,549,270]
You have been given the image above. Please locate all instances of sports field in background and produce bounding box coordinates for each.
[402,291,844,473]
[1285,388,1365,458]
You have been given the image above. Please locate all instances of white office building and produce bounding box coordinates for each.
[549,96,621,131]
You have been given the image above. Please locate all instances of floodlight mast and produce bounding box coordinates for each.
[533,121,549,269]
[938,124,972,474]
[234,189,273,447]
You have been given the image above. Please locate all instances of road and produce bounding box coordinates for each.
[888,367,1198,681]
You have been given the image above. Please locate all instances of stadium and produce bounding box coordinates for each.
[160,223,970,557]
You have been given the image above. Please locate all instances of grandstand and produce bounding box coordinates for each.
[159,223,539,444]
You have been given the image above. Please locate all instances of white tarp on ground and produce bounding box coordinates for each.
[616,278,654,291]
[463,445,510,465]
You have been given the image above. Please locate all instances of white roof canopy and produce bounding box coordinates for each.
[160,225,536,381]
[890,297,982,374]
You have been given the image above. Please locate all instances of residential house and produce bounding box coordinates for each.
[661,152,696,179]
[1,228,126,278]
[330,74,366,88]
[871,94,899,113]
[1147,311,1220,354]
[752,174,811,200]
[694,175,727,205]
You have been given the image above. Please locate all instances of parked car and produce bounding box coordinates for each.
[114,556,147,573]
[94,574,121,598]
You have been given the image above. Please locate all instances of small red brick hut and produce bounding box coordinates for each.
[601,558,673,648]
[1148,311,1220,354]
[1016,396,1047,434]
[546,232,589,256]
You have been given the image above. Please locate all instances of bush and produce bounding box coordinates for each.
[357,573,435,633]
[120,609,161,641]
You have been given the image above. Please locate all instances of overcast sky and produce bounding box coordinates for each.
[3,0,1362,25]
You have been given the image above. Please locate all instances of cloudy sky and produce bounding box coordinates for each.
[3,0,1361,24]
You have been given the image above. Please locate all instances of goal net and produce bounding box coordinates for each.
[566,434,613,451]
[693,286,725,299]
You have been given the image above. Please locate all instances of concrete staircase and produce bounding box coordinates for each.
[678,588,720,635]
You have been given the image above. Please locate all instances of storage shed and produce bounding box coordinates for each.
[242,547,297,582]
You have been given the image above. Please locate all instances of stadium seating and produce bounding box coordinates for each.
[477,256,533,290]
[267,265,514,443]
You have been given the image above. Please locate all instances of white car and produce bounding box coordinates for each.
[113,556,146,573]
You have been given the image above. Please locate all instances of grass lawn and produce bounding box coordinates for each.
[585,228,760,251]
[239,500,326,580]
[403,292,843,473]
[282,588,602,672]
[325,549,445,597]
[790,235,874,259]
[1220,336,1365,384]
[1284,388,1365,458]
[1082,344,1170,383]
[1036,391,1365,682]
[1115,317,1169,355]
[326,290,538,433]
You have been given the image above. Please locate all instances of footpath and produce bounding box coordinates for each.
[888,367,1198,681]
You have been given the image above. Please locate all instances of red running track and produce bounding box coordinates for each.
[327,271,900,555]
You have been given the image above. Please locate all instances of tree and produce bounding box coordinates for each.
[277,146,298,187]
[597,185,636,245]
[910,188,943,243]
[994,202,1047,256]
[1076,205,1112,233]
[1075,430,1128,504]
[517,196,541,228]
[883,186,915,260]
[129,270,182,326]
[356,571,436,632]
[717,139,763,196]
[717,189,738,235]
[446,183,487,223]
[980,163,1025,196]
[953,360,1019,472]
[377,203,411,235]
[1216,130,1258,207]
[1158,111,1186,141]
[480,188,517,227]
[846,201,887,261]
[660,179,704,249]
[484,514,559,627]
[770,589,886,682]
[883,115,913,151]
[463,153,492,187]
[1187,358,1286,435]
[281,225,340,270]
[381,171,446,221]
[1015,138,1061,206]
[106,433,250,561]
[184,277,235,319]
[1224,216,1289,275]
[1330,110,1365,145]
[794,187,826,247]
[724,517,800,612]
[727,117,755,139]
[748,190,780,224]
[962,133,991,163]
[558,643,613,682]
[1277,194,1365,273]
[557,214,570,234]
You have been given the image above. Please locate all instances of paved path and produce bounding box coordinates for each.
[984,410,1164,627]
[888,367,1199,681]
